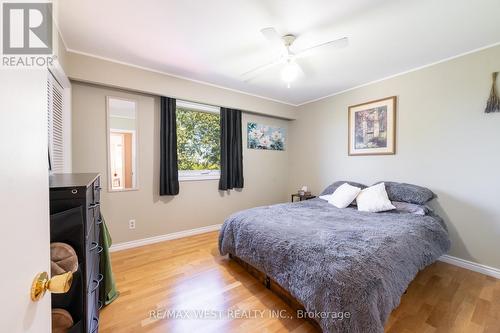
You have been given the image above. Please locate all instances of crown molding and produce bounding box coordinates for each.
[66,48,298,107]
[64,41,500,108]
[297,41,500,107]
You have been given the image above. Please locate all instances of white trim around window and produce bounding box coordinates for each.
[176,100,220,114]
[177,99,221,181]
[178,169,220,181]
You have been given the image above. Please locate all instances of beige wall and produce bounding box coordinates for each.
[66,52,297,120]
[72,82,290,243]
[52,0,70,75]
[289,45,500,269]
[54,31,69,73]
[68,39,500,269]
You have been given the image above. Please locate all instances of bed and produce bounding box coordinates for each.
[218,189,450,333]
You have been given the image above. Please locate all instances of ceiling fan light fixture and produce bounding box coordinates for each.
[280,59,300,88]
[244,27,348,87]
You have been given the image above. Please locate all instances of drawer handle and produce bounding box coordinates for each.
[96,218,103,225]
[97,246,103,254]
[88,203,100,209]
[91,316,99,333]
[89,274,104,294]
[98,300,103,310]
[95,186,102,191]
[89,242,99,251]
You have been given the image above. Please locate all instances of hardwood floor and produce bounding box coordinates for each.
[100,231,500,333]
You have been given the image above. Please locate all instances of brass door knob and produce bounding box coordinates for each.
[31,271,73,301]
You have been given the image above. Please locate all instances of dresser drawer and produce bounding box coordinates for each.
[85,204,102,241]
[51,187,87,200]
[87,202,100,218]
[86,216,94,243]
[95,213,103,232]
[86,242,102,284]
[90,308,100,333]
[87,279,101,333]
[86,222,103,278]
[86,185,94,206]
[93,178,101,205]
[89,304,100,333]
[95,294,102,332]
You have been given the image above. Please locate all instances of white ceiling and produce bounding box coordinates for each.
[58,0,500,106]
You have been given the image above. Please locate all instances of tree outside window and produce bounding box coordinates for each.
[176,107,220,174]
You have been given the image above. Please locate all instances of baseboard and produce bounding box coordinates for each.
[439,255,500,279]
[109,224,222,252]
[111,229,499,280]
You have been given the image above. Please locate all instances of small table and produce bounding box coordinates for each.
[291,193,316,202]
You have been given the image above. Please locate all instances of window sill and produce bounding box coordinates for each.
[178,170,220,182]
[179,174,220,182]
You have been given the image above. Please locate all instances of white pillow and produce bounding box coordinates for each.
[356,183,396,212]
[328,183,362,208]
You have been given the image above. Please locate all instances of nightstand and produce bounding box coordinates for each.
[291,193,316,202]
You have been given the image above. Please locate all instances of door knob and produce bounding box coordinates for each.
[31,271,73,301]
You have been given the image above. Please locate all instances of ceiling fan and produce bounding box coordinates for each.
[242,27,349,88]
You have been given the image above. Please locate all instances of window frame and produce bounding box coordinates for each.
[176,100,221,182]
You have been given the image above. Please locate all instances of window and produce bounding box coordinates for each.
[176,100,220,181]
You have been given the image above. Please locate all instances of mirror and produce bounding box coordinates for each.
[106,97,138,191]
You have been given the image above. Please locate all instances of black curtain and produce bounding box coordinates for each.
[219,108,244,190]
[159,96,179,195]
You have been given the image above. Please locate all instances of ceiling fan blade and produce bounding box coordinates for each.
[294,37,349,59]
[241,57,282,82]
[261,27,282,45]
[260,27,287,55]
[295,61,305,76]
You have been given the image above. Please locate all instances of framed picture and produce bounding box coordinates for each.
[247,122,285,151]
[348,96,397,156]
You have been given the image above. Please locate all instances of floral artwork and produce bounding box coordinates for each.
[354,106,388,149]
[247,122,285,150]
[348,96,396,155]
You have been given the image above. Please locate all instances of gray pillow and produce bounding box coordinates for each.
[320,181,367,196]
[391,201,430,215]
[376,181,435,205]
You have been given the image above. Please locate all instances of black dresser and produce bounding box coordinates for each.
[50,173,102,333]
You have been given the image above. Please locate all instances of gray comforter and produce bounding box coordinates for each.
[218,198,450,333]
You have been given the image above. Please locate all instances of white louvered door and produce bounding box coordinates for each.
[47,72,65,173]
